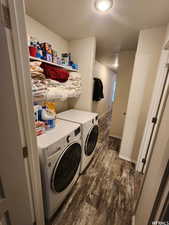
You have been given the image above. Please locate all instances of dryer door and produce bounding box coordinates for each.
[85,125,99,156]
[51,143,81,193]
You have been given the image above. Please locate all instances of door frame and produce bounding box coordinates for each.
[0,4,34,224]
[136,42,169,173]
[148,160,169,223]
[7,0,45,224]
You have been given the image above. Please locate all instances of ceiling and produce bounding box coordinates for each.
[25,0,169,70]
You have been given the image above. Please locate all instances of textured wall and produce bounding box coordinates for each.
[136,23,169,225]
[69,37,96,112]
[26,15,69,56]
[120,27,165,162]
[92,61,116,116]
[110,51,135,138]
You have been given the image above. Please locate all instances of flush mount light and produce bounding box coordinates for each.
[113,55,119,69]
[95,0,113,12]
[113,62,119,69]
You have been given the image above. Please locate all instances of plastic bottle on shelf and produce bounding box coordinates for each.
[41,106,56,129]
[52,50,58,63]
[62,53,69,66]
[29,36,38,57]
[36,42,43,59]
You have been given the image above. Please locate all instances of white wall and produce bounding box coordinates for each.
[135,23,169,225]
[120,27,166,162]
[26,15,68,56]
[110,51,135,138]
[92,61,116,116]
[69,37,96,112]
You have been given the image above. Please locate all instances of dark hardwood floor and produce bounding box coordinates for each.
[52,140,135,225]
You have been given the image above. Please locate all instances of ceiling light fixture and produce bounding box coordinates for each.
[113,55,119,69]
[95,0,113,13]
[113,62,119,69]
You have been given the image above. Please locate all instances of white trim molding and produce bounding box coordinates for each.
[136,50,169,173]
[8,1,45,224]
[119,154,137,164]
[109,135,122,140]
[132,215,136,225]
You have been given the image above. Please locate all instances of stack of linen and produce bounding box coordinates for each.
[32,79,47,98]
[30,61,47,99]
[46,72,82,100]
[65,72,82,97]
[30,61,82,101]
[30,61,46,80]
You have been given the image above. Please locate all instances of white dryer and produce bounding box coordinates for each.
[37,119,82,220]
[56,110,99,174]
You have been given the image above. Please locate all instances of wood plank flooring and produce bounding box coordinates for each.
[52,140,135,225]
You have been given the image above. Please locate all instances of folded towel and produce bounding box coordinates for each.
[41,62,69,82]
[69,72,81,81]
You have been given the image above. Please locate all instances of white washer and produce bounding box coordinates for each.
[56,110,99,174]
[37,119,82,220]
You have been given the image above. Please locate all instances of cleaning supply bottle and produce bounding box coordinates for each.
[41,106,56,129]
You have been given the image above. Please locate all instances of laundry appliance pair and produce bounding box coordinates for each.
[56,109,99,174]
[37,110,99,220]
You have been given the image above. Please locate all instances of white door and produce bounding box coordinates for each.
[0,0,41,224]
[136,49,169,173]
[0,17,33,225]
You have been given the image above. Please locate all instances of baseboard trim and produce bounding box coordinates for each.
[109,135,122,140]
[132,215,135,225]
[119,154,137,164]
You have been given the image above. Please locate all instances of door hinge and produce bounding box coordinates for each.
[142,158,146,164]
[152,117,158,124]
[0,3,11,29]
[23,146,28,158]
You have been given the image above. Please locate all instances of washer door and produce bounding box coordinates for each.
[51,143,81,193]
[85,125,99,156]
